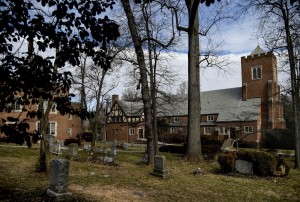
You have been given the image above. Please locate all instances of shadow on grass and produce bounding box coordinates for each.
[0,187,94,202]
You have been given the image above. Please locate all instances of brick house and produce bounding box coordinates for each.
[106,95,145,142]
[106,46,286,146]
[0,102,82,146]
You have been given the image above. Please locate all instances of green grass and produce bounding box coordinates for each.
[0,143,300,201]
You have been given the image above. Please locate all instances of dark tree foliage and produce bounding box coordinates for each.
[0,0,119,144]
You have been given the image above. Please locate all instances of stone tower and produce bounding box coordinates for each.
[241,46,286,133]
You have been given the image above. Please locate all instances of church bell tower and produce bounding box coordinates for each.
[241,46,285,133]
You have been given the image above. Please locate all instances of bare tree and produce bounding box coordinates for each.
[241,0,300,169]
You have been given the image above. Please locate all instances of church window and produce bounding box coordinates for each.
[252,67,262,80]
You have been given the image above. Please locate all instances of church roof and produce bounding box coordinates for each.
[250,45,266,56]
[113,88,261,122]
[156,87,261,122]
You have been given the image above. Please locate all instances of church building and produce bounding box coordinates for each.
[106,46,286,147]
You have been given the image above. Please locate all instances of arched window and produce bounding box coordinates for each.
[252,67,262,79]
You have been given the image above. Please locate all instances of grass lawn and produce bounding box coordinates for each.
[0,143,299,201]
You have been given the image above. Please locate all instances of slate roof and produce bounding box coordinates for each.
[116,87,261,122]
[250,45,266,56]
[118,100,144,116]
[156,87,261,122]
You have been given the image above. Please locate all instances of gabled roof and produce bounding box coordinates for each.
[113,87,261,122]
[201,87,261,122]
[157,87,261,122]
[250,45,265,56]
[117,100,144,116]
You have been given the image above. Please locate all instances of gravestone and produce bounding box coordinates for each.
[83,144,91,151]
[235,160,253,174]
[52,142,62,155]
[123,143,129,150]
[152,155,169,178]
[221,138,234,152]
[95,146,102,153]
[46,159,72,201]
[68,143,78,157]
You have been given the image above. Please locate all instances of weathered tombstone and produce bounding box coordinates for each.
[46,159,72,201]
[123,143,129,150]
[221,138,234,152]
[83,144,90,151]
[52,142,62,155]
[111,146,117,156]
[235,160,253,174]
[103,156,113,163]
[140,153,148,163]
[68,143,78,157]
[95,146,102,153]
[152,155,169,178]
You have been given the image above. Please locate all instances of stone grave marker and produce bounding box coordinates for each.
[123,143,129,150]
[52,141,62,155]
[235,159,253,174]
[95,146,102,153]
[68,143,78,157]
[46,159,72,200]
[152,155,169,178]
[83,144,91,151]
[221,138,234,152]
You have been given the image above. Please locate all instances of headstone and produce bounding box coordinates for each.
[103,156,113,163]
[152,155,169,178]
[95,146,102,153]
[140,154,148,163]
[111,146,117,156]
[68,143,78,157]
[52,142,62,155]
[235,160,253,174]
[123,143,129,150]
[83,144,91,151]
[46,159,72,200]
[221,138,234,151]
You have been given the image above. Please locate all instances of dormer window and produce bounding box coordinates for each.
[207,115,214,122]
[252,67,262,80]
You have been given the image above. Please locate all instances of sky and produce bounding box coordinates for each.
[107,7,289,98]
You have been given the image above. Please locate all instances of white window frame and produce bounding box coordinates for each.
[68,128,72,137]
[43,101,57,114]
[174,117,180,123]
[36,121,57,136]
[207,115,214,122]
[204,127,211,135]
[129,128,135,135]
[244,126,253,133]
[170,127,175,133]
[68,114,72,120]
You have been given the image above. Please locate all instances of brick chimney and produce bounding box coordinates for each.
[242,83,247,101]
[112,94,119,104]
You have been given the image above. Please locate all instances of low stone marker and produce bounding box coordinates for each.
[52,142,62,155]
[152,155,169,178]
[83,144,91,151]
[46,159,72,201]
[95,146,102,153]
[68,143,78,157]
[235,159,253,174]
[221,138,234,151]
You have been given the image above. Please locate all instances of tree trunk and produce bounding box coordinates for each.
[184,0,203,161]
[121,0,154,165]
[280,2,300,169]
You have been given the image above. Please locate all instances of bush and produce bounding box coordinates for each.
[202,136,222,160]
[218,152,237,173]
[64,138,80,146]
[202,144,221,160]
[237,151,277,176]
[263,129,294,150]
[79,132,93,142]
[159,132,187,144]
[159,145,186,154]
[218,150,290,177]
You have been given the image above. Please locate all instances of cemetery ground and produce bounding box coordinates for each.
[0,144,299,202]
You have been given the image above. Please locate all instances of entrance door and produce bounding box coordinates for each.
[138,129,144,139]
